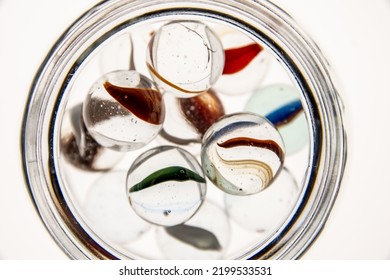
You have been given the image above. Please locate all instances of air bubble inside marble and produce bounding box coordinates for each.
[201,113,285,195]
[82,70,165,152]
[127,146,207,226]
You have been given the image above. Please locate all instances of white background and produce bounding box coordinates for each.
[1,0,390,259]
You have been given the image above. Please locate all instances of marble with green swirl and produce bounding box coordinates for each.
[127,146,207,227]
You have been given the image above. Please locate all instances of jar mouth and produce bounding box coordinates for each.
[21,0,346,260]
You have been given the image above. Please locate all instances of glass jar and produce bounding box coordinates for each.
[21,0,346,259]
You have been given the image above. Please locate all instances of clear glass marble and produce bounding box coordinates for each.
[225,167,299,233]
[156,93,202,154]
[146,20,224,98]
[98,33,133,73]
[201,113,285,195]
[127,146,207,226]
[84,170,151,244]
[83,70,165,152]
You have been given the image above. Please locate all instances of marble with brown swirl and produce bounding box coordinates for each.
[201,113,285,195]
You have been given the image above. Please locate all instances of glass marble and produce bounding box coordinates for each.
[213,28,270,95]
[179,88,225,136]
[60,104,123,171]
[201,113,285,195]
[224,167,299,233]
[82,70,165,152]
[146,21,224,98]
[245,83,309,155]
[98,33,134,73]
[84,170,151,244]
[156,94,202,153]
[127,146,207,227]
[157,88,225,154]
[156,200,230,259]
